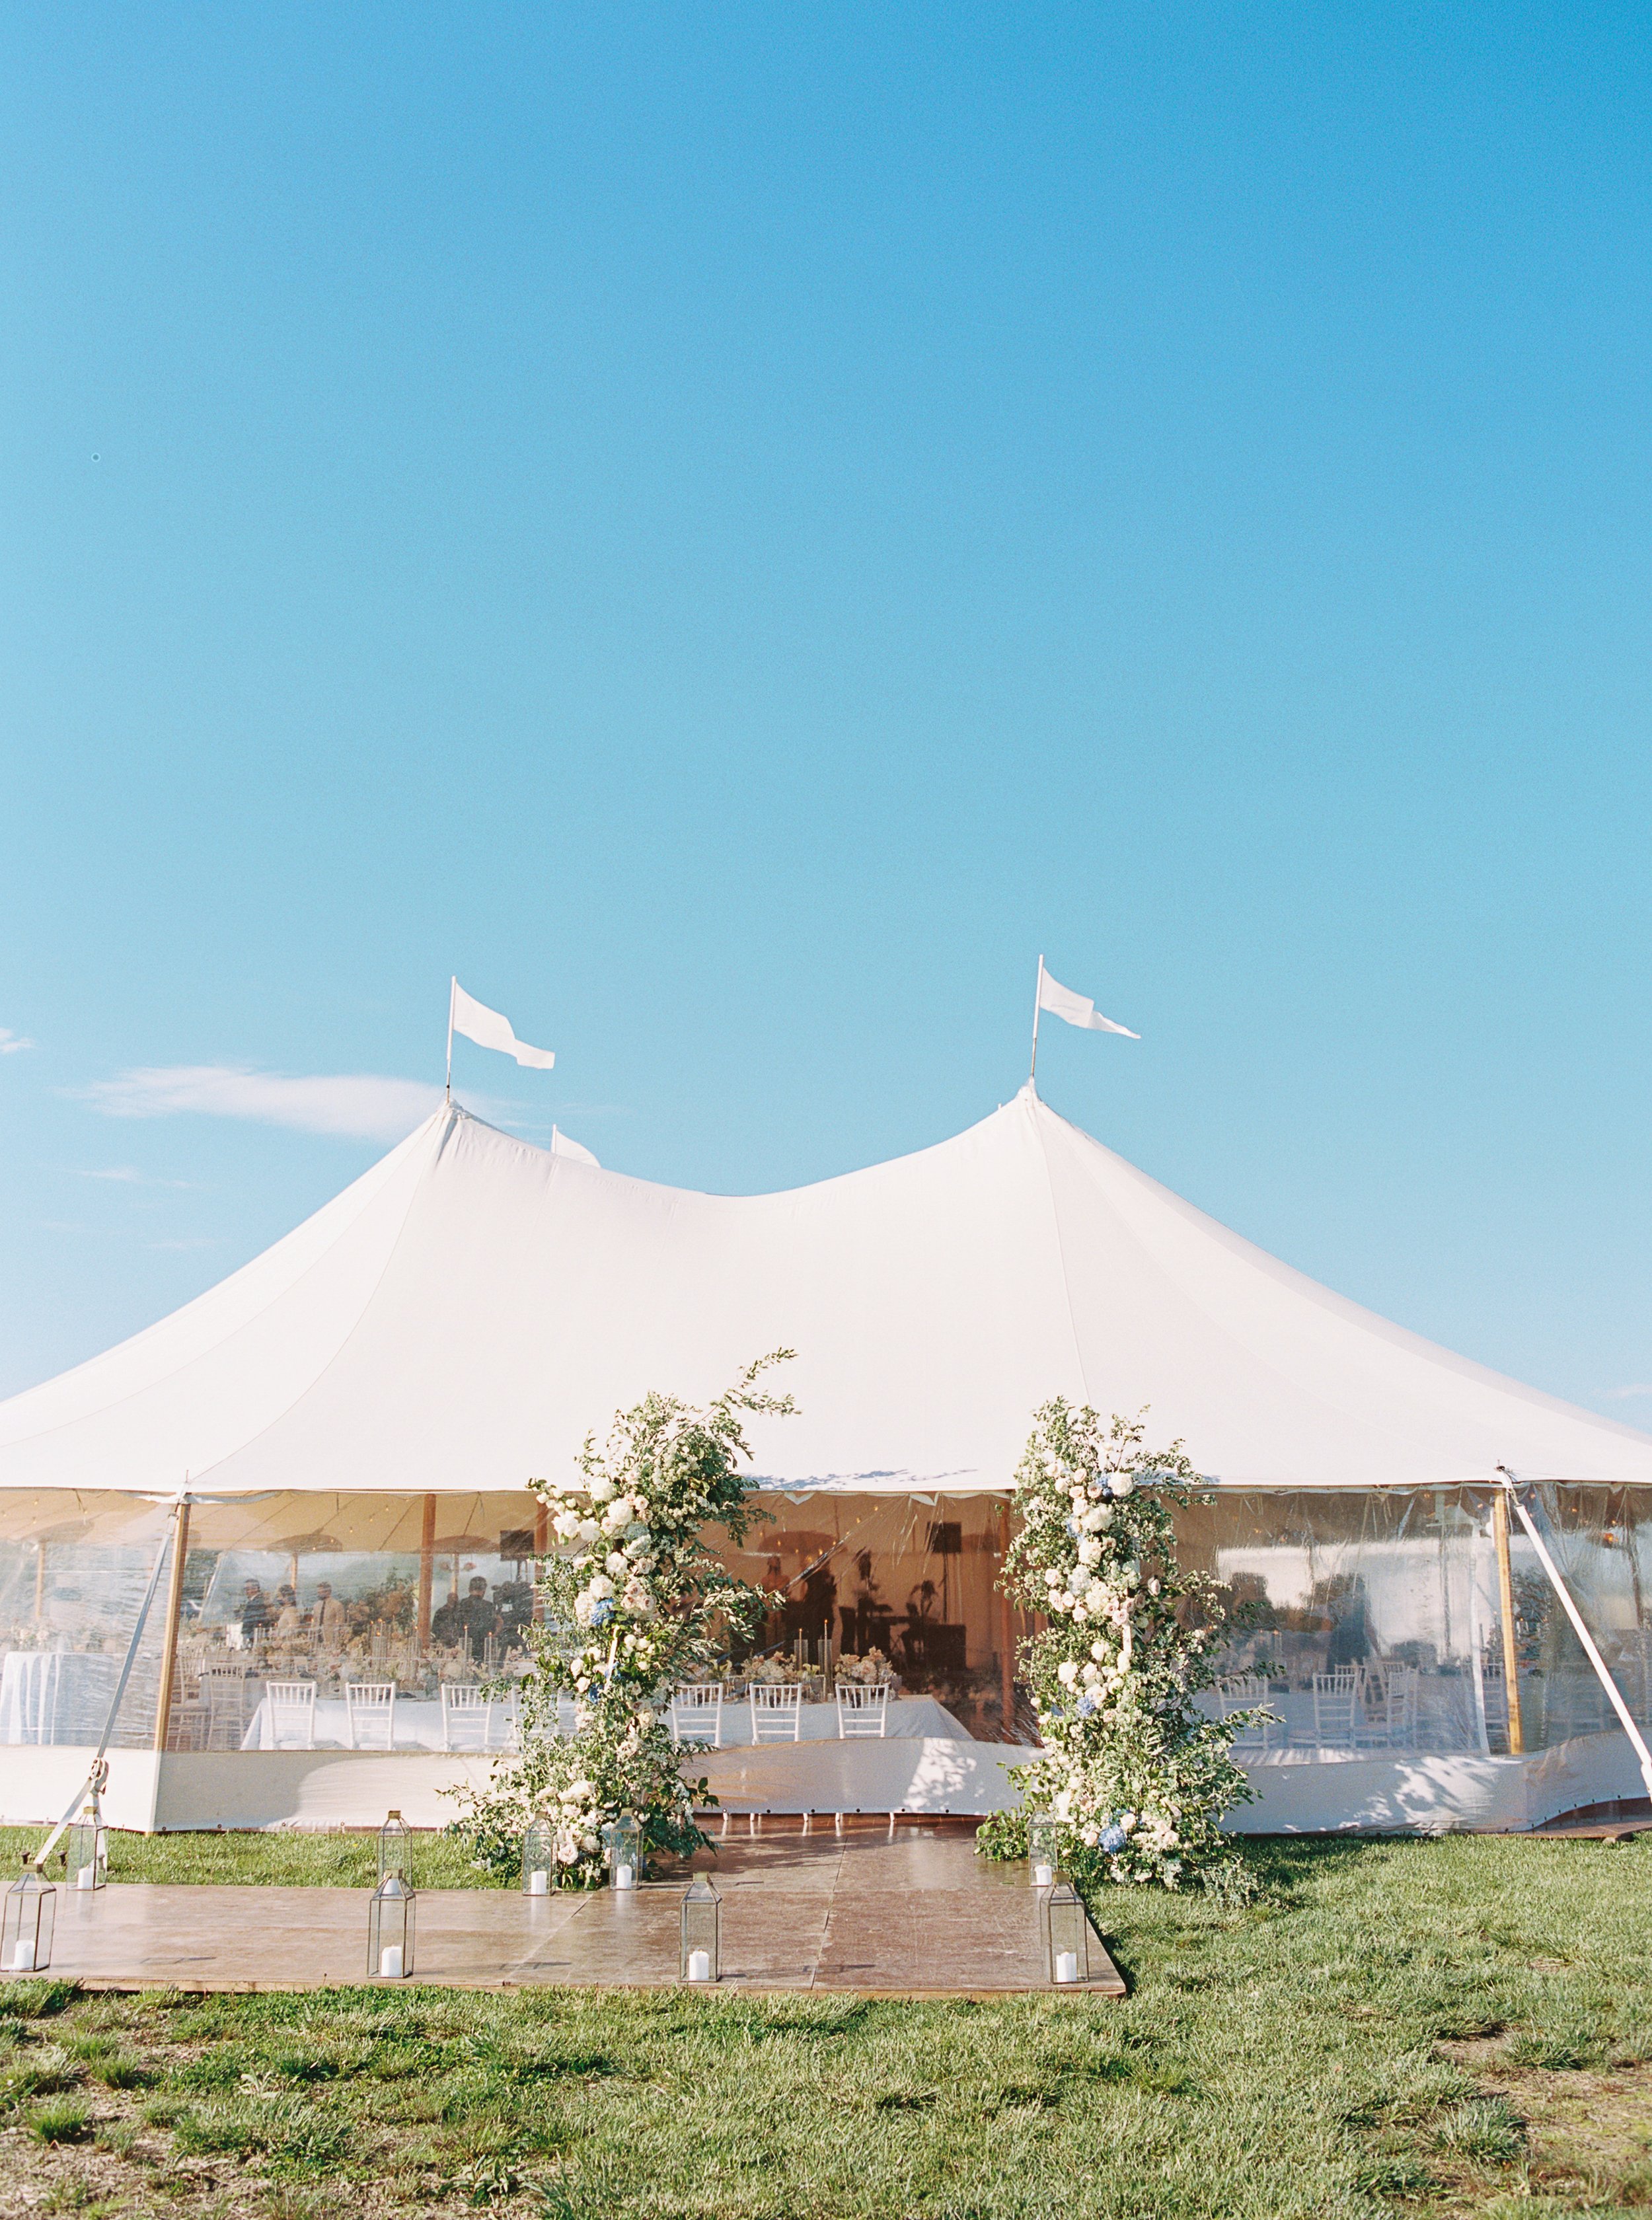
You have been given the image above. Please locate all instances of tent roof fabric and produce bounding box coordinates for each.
[2,1086,1649,1497]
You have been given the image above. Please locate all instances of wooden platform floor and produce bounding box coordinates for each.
[30,1829,1124,1999]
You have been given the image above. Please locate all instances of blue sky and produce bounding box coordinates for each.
[3,5,1651,1419]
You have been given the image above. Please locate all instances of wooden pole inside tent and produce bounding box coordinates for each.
[34,1540,46,1625]
[997,1498,1016,1735]
[417,1495,437,1645]
[533,1500,549,1623]
[151,1496,192,1754]
[1491,1490,1525,1754]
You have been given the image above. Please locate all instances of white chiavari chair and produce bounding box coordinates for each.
[748,1682,804,1743]
[669,1684,726,1748]
[1312,1668,1359,1753]
[265,1680,317,1751]
[344,1680,397,1750]
[835,1684,889,1739]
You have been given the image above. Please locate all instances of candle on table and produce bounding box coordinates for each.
[379,1944,404,1979]
[613,1864,635,1891]
[687,1948,712,1983]
[1054,1950,1079,1985]
[527,1868,549,1896]
[76,1868,95,1892]
[11,1941,37,1972]
[1032,1862,1054,1887]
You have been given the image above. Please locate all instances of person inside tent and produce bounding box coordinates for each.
[239,1579,272,1645]
[272,1584,303,1637]
[313,1580,347,1648]
[452,1575,501,1661]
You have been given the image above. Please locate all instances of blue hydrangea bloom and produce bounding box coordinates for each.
[1100,1824,1127,1852]
[1076,1691,1099,1717]
[589,1598,614,1627]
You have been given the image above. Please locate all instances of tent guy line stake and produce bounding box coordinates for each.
[1497,1466,1652,1800]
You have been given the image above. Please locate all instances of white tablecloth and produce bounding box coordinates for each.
[0,1650,122,1744]
[238,1690,967,1752]
[241,1694,517,1752]
[686,1694,967,1747]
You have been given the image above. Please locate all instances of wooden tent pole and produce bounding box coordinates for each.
[151,1497,192,1754]
[417,1495,437,1645]
[996,1498,1016,1735]
[1491,1490,1524,1754]
[533,1499,549,1623]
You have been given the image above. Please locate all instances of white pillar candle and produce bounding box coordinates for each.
[687,1948,712,1982]
[527,1868,549,1896]
[379,1944,404,1979]
[1054,1950,1079,1985]
[77,1867,95,1892]
[1032,1862,1055,1887]
[10,1940,38,1972]
[613,1864,635,1891]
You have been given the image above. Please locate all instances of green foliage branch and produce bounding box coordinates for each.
[977,1401,1259,1898]
[447,1354,794,1882]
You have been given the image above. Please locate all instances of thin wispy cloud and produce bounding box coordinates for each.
[82,1065,443,1144]
[0,1027,34,1054]
[147,1236,220,1251]
[1608,1384,1652,1401]
[77,1166,193,1189]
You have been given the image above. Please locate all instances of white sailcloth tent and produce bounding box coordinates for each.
[3,1085,1649,1839]
[1,1084,1649,1497]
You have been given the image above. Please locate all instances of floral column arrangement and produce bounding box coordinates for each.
[977,1401,1258,1899]
[450,1355,794,1881]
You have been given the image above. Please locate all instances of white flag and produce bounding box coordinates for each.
[449,980,556,1069]
[1038,969,1139,1039]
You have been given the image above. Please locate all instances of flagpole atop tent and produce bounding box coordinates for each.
[445,977,456,1102]
[1029,955,1045,1089]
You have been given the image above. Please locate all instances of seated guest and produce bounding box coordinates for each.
[272,1584,303,1637]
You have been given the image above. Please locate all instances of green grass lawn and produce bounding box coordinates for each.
[1,1831,1649,2218]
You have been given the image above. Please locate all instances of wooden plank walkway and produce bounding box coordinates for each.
[31,1830,1123,1998]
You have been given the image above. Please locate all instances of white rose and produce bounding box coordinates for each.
[1076,1537,1101,1567]
[603,1501,630,1535]
[588,1574,614,1600]
[577,1519,600,1544]
[603,1550,627,1577]
[1057,1660,1079,1687]
[1043,1568,1063,1588]
[1089,1640,1108,1662]
[1081,1663,1099,1685]
[1111,1475,1135,1498]
[1072,1603,1088,1623]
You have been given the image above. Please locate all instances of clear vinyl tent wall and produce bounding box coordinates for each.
[1,1482,1649,1832]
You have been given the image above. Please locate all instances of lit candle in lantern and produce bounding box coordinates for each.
[687,1948,712,1982]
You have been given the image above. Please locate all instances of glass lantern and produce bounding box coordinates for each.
[367,1873,416,1980]
[3,1861,56,1975]
[602,1814,641,1892]
[679,1874,720,1983]
[67,1800,108,1895]
[378,1809,412,1888]
[1041,1880,1090,1987]
[522,1817,556,1896]
[1028,1811,1061,1888]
